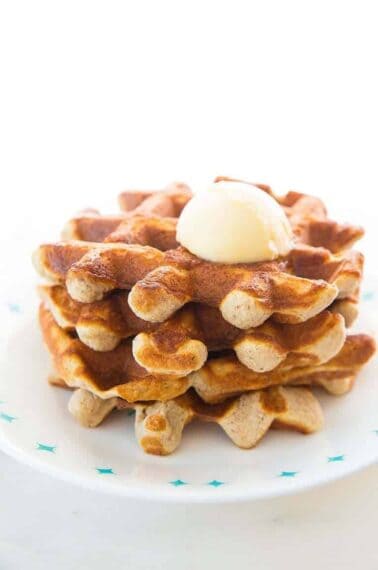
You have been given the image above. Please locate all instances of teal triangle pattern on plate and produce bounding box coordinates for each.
[362,291,374,301]
[0,412,17,423]
[8,302,21,313]
[279,471,298,478]
[328,455,345,462]
[170,479,187,486]
[36,443,56,453]
[207,480,224,487]
[96,467,115,475]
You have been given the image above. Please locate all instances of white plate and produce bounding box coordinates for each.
[0,278,377,503]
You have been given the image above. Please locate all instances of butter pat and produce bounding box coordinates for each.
[176,181,293,263]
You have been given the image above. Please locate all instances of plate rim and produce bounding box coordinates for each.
[1,430,377,503]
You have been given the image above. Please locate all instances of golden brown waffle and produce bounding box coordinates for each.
[40,304,375,403]
[133,386,324,455]
[40,305,191,402]
[118,182,192,216]
[190,334,376,403]
[64,212,179,250]
[34,240,362,330]
[215,176,364,253]
[64,180,363,254]
[39,285,346,375]
[63,182,190,247]
[51,180,364,328]
[330,297,359,327]
[106,215,178,250]
[67,386,324,455]
[38,284,157,352]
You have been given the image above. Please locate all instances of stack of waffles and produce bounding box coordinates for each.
[33,178,375,455]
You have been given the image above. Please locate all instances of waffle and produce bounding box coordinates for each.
[63,182,190,247]
[40,305,190,402]
[190,334,376,403]
[40,304,375,403]
[36,179,363,330]
[215,177,364,253]
[34,239,363,332]
[64,180,363,254]
[35,179,374,457]
[39,284,347,374]
[68,385,324,455]
[118,182,192,216]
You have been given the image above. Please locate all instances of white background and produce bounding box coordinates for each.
[0,1,377,569]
